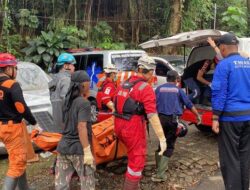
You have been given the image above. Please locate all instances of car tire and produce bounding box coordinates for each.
[195,124,212,133]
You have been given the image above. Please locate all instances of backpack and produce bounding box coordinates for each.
[48,74,68,100]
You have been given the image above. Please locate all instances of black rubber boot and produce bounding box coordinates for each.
[151,156,169,182]
[15,172,35,190]
[123,177,140,190]
[2,176,18,190]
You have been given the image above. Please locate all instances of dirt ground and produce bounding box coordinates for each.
[0,124,219,190]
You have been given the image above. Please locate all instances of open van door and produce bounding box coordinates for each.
[139,29,227,49]
[139,29,229,132]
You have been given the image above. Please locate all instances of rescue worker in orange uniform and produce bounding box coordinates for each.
[114,55,166,190]
[0,53,38,190]
[96,65,117,113]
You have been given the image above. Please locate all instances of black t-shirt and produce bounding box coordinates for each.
[57,96,92,155]
[182,60,212,80]
[0,76,36,124]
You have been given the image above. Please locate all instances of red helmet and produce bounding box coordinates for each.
[0,53,17,68]
[176,120,188,137]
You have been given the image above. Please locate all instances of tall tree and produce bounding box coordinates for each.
[247,0,250,35]
[168,0,182,35]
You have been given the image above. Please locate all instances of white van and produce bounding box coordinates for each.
[71,50,146,122]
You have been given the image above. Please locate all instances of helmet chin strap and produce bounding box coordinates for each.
[4,67,15,79]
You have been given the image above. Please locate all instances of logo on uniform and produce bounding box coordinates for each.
[104,87,111,95]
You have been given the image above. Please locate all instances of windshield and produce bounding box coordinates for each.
[16,62,51,91]
[169,60,185,74]
[111,53,144,71]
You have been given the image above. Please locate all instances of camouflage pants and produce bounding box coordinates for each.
[55,154,95,190]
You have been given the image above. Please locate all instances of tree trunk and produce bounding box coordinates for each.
[129,0,136,45]
[163,0,182,54]
[169,0,181,35]
[84,0,93,43]
[247,0,250,35]
[135,0,142,46]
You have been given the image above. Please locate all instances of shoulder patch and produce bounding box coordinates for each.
[1,79,16,89]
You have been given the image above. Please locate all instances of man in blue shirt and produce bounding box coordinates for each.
[211,33,250,190]
[152,70,200,182]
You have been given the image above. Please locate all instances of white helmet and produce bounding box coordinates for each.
[104,64,118,73]
[138,55,156,70]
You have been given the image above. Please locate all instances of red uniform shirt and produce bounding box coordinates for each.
[96,78,116,110]
[115,75,157,115]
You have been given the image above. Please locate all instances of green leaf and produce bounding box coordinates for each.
[42,53,51,63]
[22,46,36,55]
[33,55,41,64]
[37,46,46,54]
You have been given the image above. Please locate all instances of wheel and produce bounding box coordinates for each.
[195,124,212,132]
[90,100,98,123]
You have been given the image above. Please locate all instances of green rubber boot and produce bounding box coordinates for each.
[151,156,169,182]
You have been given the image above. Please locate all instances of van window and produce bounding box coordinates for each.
[111,53,143,71]
[74,54,103,71]
[86,54,103,89]
[155,60,171,77]
[74,55,87,70]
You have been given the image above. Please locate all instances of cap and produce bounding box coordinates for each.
[104,65,118,73]
[167,70,179,79]
[71,70,90,83]
[217,33,239,46]
[137,55,156,70]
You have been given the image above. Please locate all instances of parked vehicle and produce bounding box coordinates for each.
[0,62,54,154]
[140,29,250,132]
[70,50,146,122]
[150,56,183,88]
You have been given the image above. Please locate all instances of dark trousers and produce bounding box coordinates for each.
[218,121,250,190]
[158,114,178,158]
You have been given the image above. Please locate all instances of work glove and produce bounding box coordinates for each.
[106,101,115,113]
[159,139,167,155]
[34,123,43,133]
[83,145,95,169]
[197,114,202,125]
[148,114,166,155]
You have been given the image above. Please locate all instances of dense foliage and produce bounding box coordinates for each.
[0,0,248,68]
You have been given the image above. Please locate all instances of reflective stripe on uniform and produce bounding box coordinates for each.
[121,71,126,82]
[101,97,110,100]
[127,166,142,177]
[138,82,147,91]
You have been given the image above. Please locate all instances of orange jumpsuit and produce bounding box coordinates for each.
[0,76,37,177]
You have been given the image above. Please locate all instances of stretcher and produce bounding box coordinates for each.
[31,117,127,165]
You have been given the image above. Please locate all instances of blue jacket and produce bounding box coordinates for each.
[212,53,250,121]
[155,83,193,116]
